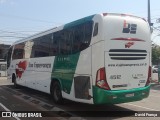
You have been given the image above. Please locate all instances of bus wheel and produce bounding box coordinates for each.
[12,74,19,88]
[51,81,63,104]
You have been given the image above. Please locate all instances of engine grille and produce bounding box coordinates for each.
[109,49,147,60]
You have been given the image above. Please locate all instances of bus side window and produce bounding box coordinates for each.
[12,43,25,60]
[64,29,72,55]
[52,32,60,56]
[31,35,51,58]
[7,47,13,68]
[93,23,98,37]
[72,24,84,53]
[59,31,67,55]
[41,34,53,56]
[80,21,93,51]
[12,49,24,60]
[72,21,93,53]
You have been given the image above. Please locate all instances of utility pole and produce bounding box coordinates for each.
[148,0,151,25]
[148,0,153,32]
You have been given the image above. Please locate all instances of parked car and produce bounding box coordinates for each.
[152,65,158,73]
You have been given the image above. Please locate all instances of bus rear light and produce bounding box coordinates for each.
[145,66,151,86]
[96,67,110,90]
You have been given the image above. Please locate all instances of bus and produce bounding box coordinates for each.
[7,13,151,104]
[0,61,7,77]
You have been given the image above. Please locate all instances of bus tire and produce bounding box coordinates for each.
[12,74,19,88]
[51,81,63,104]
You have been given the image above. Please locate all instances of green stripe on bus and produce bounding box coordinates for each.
[51,15,95,94]
[93,85,150,104]
[63,15,95,29]
[51,53,80,94]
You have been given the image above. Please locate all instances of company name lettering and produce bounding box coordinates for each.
[29,62,51,68]
[108,63,147,67]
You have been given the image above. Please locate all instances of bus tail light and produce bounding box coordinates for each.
[96,67,110,90]
[145,66,151,86]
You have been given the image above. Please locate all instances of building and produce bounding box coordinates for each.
[0,44,10,76]
[0,44,10,61]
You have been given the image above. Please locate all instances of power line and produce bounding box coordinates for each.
[0,36,26,38]
[153,26,160,31]
[0,13,63,25]
[0,40,15,43]
[0,30,30,36]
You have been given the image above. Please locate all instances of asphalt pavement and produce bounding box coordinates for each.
[0,77,61,120]
[0,76,160,120]
[0,77,13,86]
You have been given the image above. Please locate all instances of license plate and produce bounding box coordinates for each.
[125,93,134,97]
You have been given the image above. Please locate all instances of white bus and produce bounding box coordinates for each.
[0,61,7,77]
[7,13,151,104]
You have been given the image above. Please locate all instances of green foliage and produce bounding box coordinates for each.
[152,46,160,65]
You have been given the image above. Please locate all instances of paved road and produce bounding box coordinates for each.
[0,77,160,120]
[0,77,61,120]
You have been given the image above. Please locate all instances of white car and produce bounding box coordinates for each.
[152,65,158,73]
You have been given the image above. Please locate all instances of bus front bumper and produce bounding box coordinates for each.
[93,85,150,104]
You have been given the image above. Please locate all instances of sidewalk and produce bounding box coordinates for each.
[0,77,13,86]
[150,83,160,91]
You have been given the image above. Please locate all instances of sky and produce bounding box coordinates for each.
[0,0,160,45]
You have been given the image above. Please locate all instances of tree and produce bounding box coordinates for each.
[152,46,160,65]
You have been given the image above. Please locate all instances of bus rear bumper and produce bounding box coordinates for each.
[93,85,150,104]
